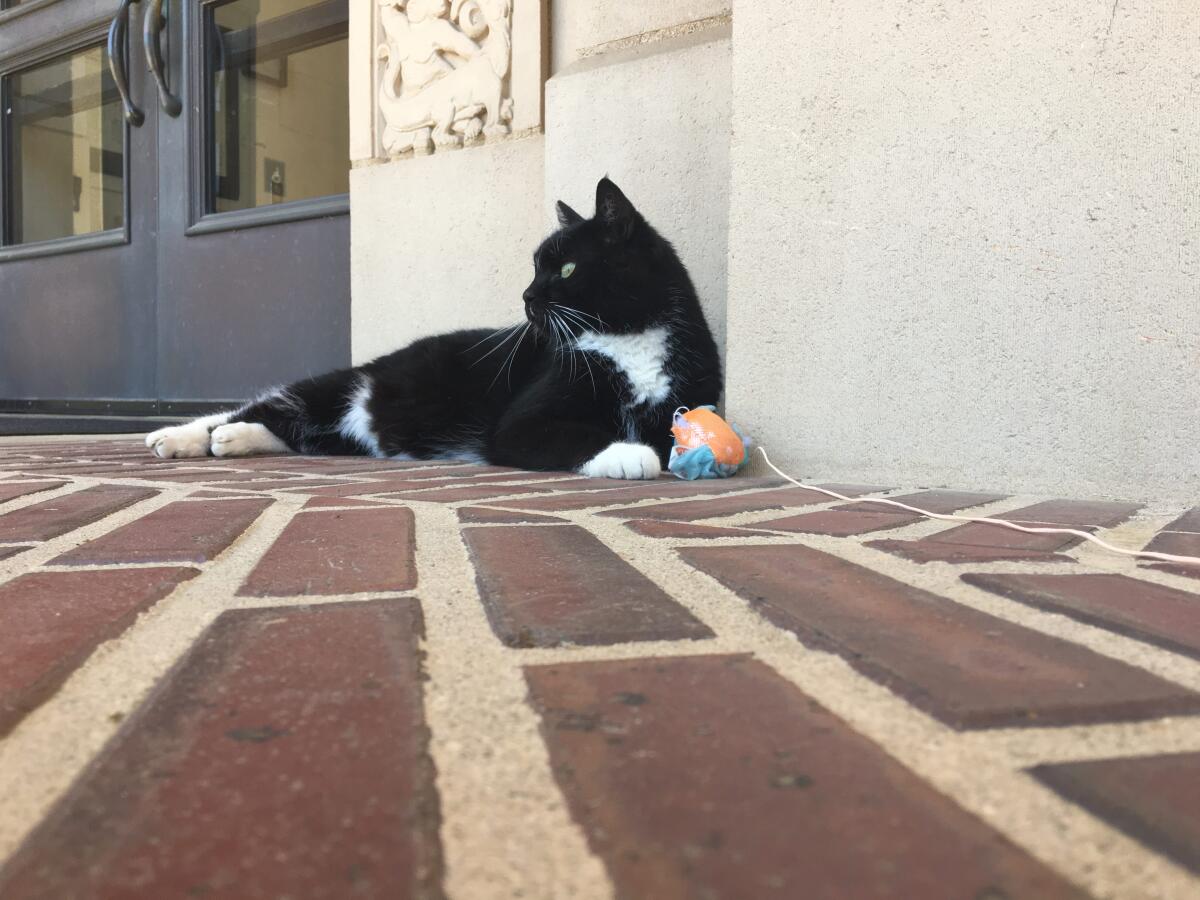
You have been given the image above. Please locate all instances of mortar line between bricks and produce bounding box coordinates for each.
[408,503,614,900]
[961,718,1200,767]
[564,509,1200,899]
[0,492,306,861]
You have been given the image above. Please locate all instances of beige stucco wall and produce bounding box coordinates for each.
[350,137,547,364]
[726,0,1200,502]
[545,24,732,359]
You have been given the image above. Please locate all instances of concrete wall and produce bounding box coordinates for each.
[726,0,1200,502]
[545,23,732,358]
[350,137,547,363]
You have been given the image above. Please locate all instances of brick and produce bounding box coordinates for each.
[303,496,390,509]
[624,519,770,539]
[760,509,917,536]
[374,483,561,504]
[0,481,67,504]
[838,490,1009,515]
[51,499,271,566]
[0,568,198,736]
[132,471,300,484]
[526,655,1085,899]
[869,499,1141,563]
[0,486,157,542]
[207,477,344,491]
[463,525,712,647]
[240,507,416,596]
[499,477,789,513]
[0,600,444,899]
[381,465,533,480]
[595,484,882,522]
[457,506,566,525]
[963,573,1200,660]
[680,544,1200,728]
[758,490,1006,536]
[1033,752,1200,875]
[1144,531,1200,559]
[292,476,481,499]
[1157,507,1200,533]
[868,540,1075,564]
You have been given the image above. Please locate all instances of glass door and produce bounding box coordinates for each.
[0,0,159,409]
[0,0,350,422]
[155,0,350,401]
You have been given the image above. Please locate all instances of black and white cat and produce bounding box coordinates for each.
[145,178,722,480]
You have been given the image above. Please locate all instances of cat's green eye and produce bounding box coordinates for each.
[561,261,576,279]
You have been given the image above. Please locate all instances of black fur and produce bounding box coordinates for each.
[229,178,722,471]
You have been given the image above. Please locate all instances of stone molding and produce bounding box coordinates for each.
[352,0,544,162]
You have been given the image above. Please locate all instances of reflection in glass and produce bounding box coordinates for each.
[4,45,124,245]
[207,0,349,213]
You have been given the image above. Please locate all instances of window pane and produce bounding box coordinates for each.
[4,45,124,245]
[208,0,349,213]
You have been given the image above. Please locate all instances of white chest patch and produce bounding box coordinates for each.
[575,326,672,406]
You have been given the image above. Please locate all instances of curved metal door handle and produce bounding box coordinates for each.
[107,0,145,126]
[143,0,182,117]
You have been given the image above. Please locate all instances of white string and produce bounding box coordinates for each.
[756,447,1200,567]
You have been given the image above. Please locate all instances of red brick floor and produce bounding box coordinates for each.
[0,437,1197,898]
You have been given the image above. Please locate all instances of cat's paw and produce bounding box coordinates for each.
[210,422,290,458]
[145,422,211,459]
[579,442,662,480]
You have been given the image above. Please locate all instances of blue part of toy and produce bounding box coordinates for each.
[668,444,740,480]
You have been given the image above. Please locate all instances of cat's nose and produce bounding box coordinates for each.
[522,286,539,307]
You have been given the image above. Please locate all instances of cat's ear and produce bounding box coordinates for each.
[556,200,584,227]
[595,177,636,241]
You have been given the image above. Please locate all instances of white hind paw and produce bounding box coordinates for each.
[210,422,291,458]
[145,422,212,459]
[579,442,662,480]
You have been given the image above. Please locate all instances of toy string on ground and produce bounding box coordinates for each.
[756,447,1200,567]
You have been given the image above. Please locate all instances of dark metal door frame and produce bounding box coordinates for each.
[0,0,351,423]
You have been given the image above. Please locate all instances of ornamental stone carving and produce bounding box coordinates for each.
[376,0,514,155]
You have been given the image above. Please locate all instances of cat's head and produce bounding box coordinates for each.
[523,178,688,338]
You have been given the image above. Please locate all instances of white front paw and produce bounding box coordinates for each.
[579,443,662,480]
[145,423,211,459]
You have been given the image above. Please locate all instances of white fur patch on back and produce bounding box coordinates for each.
[339,377,384,457]
[575,326,672,406]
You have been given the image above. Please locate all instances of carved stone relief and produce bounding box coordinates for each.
[376,0,515,156]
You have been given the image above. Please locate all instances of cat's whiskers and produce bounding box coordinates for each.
[466,322,523,367]
[552,304,606,329]
[550,309,598,397]
[487,321,531,392]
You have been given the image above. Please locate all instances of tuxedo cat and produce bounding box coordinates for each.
[145,178,722,480]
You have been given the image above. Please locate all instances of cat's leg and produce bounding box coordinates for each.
[145,368,370,459]
[489,416,661,480]
[145,411,235,459]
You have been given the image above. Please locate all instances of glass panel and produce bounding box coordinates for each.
[3,45,124,245]
[207,0,349,213]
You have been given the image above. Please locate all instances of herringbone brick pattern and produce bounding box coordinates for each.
[0,437,1197,898]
